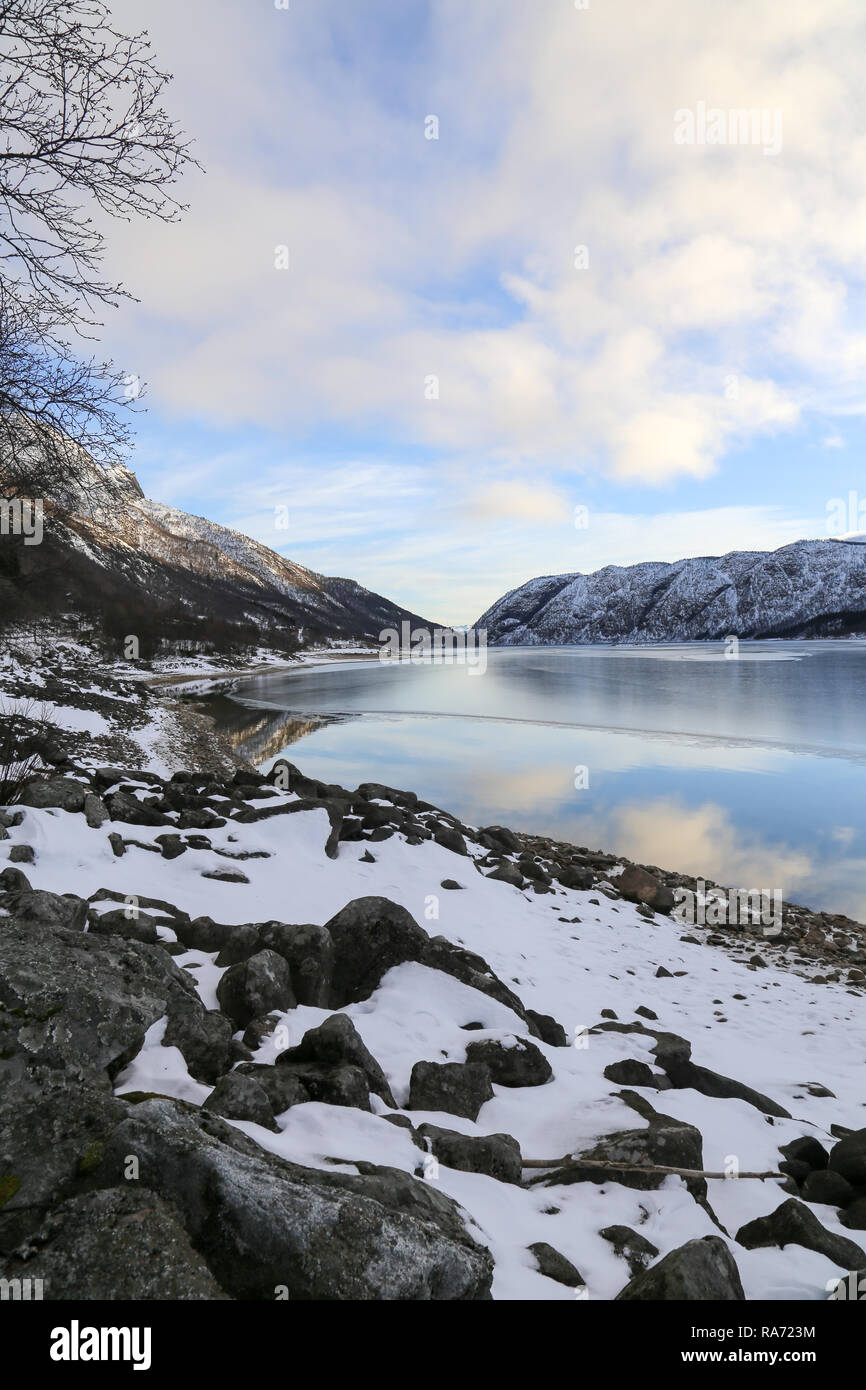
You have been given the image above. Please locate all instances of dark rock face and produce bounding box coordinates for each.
[0,917,225,1250]
[2,888,87,932]
[277,1014,395,1108]
[408,1061,494,1121]
[0,918,199,1083]
[0,1188,230,1300]
[416,1124,522,1184]
[800,1169,855,1208]
[614,1236,745,1301]
[325,896,428,1006]
[828,1129,866,1186]
[465,1036,552,1088]
[839,1198,866,1230]
[216,950,295,1028]
[735,1199,866,1270]
[0,1079,126,1253]
[96,1100,493,1300]
[780,1136,829,1171]
[528,1242,585,1288]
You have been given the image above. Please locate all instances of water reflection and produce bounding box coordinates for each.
[206,644,866,920]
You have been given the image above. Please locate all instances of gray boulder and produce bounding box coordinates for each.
[203,1072,277,1130]
[416,1124,522,1184]
[18,777,87,812]
[2,888,87,933]
[801,1169,855,1208]
[96,1098,493,1299]
[615,1236,745,1300]
[88,908,160,945]
[216,950,295,1028]
[525,1010,569,1047]
[465,1036,552,1087]
[736,1198,866,1270]
[83,793,109,828]
[780,1136,829,1171]
[479,825,521,853]
[600,1224,659,1277]
[325,897,428,1006]
[162,1005,235,1085]
[259,921,333,1007]
[828,1129,866,1186]
[282,1062,372,1111]
[176,916,259,959]
[433,825,468,856]
[0,917,199,1083]
[277,1013,395,1107]
[408,1061,494,1121]
[485,862,524,887]
[105,789,172,826]
[616,865,675,914]
[528,1241,585,1288]
[235,1064,310,1114]
[839,1198,866,1231]
[603,1059,659,1088]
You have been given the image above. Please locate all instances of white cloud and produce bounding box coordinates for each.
[101,0,866,489]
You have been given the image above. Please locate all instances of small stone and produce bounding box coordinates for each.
[528,1242,585,1288]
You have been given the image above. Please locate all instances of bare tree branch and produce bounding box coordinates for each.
[0,0,197,497]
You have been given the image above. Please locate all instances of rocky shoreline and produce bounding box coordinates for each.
[1,757,865,1300]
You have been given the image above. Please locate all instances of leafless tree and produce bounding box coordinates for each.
[0,0,196,504]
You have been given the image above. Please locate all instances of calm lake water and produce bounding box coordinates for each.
[213,642,866,920]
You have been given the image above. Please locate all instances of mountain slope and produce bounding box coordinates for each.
[8,457,437,641]
[477,540,866,644]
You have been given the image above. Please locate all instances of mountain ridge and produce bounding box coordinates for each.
[4,455,438,643]
[476,539,866,644]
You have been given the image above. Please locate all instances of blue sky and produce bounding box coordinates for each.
[103,0,866,624]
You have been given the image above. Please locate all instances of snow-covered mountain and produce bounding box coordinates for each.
[477,541,866,645]
[25,457,436,640]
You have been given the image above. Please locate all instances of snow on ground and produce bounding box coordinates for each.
[5,785,865,1302]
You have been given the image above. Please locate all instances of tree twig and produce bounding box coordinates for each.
[521,1157,780,1179]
